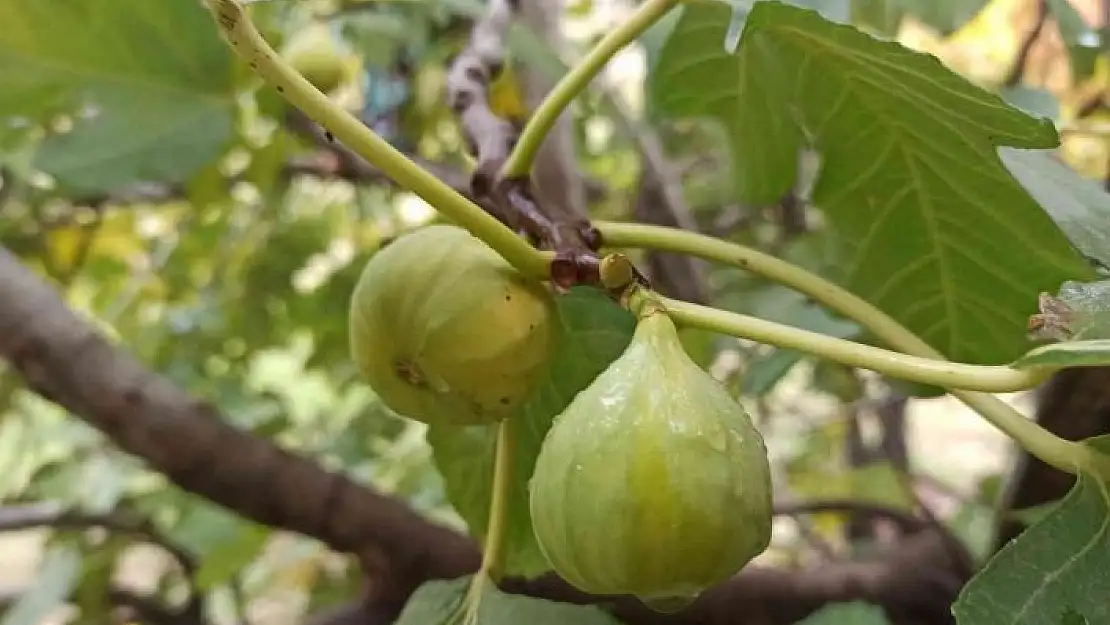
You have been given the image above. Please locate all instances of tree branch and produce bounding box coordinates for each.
[0,247,969,625]
[1001,0,1048,88]
[445,0,604,288]
[515,1,589,223]
[0,246,478,611]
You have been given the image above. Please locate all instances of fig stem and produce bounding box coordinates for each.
[203,0,551,281]
[501,0,681,178]
[482,416,516,581]
[660,297,1048,392]
[598,221,1090,476]
[452,417,517,625]
[625,285,669,321]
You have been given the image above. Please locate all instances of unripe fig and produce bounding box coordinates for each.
[282,22,349,94]
[349,224,555,426]
[529,309,772,608]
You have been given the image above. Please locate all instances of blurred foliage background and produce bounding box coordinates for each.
[0,0,1106,624]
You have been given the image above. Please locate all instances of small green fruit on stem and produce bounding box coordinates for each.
[349,225,556,426]
[529,302,773,611]
[595,220,1093,477]
[282,22,349,94]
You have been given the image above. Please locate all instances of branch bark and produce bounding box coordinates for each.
[445,0,603,287]
[0,246,478,611]
[515,0,589,222]
[1,242,969,625]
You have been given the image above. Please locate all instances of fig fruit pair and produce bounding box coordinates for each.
[530,306,773,609]
[349,224,556,427]
[348,224,773,608]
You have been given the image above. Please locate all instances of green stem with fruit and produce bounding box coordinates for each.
[483,417,516,581]
[501,0,681,178]
[203,0,550,280]
[659,298,1048,393]
[207,0,1109,479]
[455,417,517,624]
[597,252,1051,392]
[596,222,1104,478]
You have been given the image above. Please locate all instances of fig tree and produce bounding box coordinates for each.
[529,308,772,609]
[349,224,555,427]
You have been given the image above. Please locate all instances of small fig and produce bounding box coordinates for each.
[282,22,350,94]
[529,309,772,607]
[349,225,555,426]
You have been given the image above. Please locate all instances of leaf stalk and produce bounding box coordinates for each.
[453,416,517,625]
[660,298,1049,393]
[598,221,1089,475]
[203,0,549,280]
[483,416,516,581]
[501,0,682,178]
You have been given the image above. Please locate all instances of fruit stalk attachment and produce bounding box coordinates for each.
[530,257,773,611]
[595,221,1094,476]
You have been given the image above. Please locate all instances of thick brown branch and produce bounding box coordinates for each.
[282,109,488,206]
[503,526,965,625]
[0,248,968,625]
[445,0,602,288]
[0,247,478,606]
[515,1,589,222]
[1002,0,1048,87]
[996,367,1110,548]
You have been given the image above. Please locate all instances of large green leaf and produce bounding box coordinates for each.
[650,1,1092,364]
[651,1,803,205]
[395,576,624,625]
[952,436,1110,624]
[1013,340,1110,370]
[1001,87,1061,123]
[1000,148,1110,270]
[427,288,635,578]
[0,0,235,194]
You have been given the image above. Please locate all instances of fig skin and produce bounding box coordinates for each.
[283,23,349,94]
[529,310,773,605]
[349,224,556,426]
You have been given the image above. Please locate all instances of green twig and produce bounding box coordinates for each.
[204,0,549,280]
[501,0,681,178]
[482,417,515,581]
[454,417,516,625]
[659,298,1049,393]
[597,221,1092,475]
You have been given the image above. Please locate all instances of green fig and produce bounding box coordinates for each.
[282,22,350,94]
[349,225,556,426]
[529,309,773,607]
